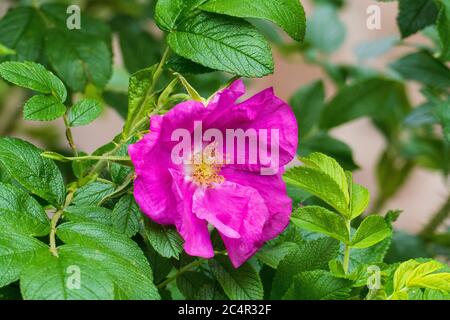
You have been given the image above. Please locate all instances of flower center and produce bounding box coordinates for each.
[189,143,224,187]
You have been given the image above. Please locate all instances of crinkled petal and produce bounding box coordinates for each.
[170,169,214,259]
[193,181,269,267]
[221,167,292,241]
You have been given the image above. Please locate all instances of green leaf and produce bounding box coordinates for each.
[209,256,263,300]
[56,221,160,299]
[350,183,370,219]
[271,237,340,299]
[437,0,450,60]
[155,0,206,31]
[144,219,183,259]
[67,99,102,127]
[345,238,391,274]
[112,195,141,237]
[167,54,215,74]
[0,61,66,102]
[284,152,350,214]
[320,78,410,129]
[0,233,47,288]
[199,0,306,42]
[45,29,112,92]
[390,51,450,90]
[176,271,211,299]
[351,216,392,249]
[72,182,115,207]
[305,3,346,53]
[167,13,273,78]
[23,95,66,121]
[436,101,450,143]
[20,248,114,300]
[393,259,450,294]
[291,206,349,243]
[284,270,352,300]
[63,206,113,226]
[0,7,46,61]
[123,66,157,137]
[256,241,298,269]
[290,80,325,140]
[0,137,65,206]
[0,182,50,236]
[397,0,439,38]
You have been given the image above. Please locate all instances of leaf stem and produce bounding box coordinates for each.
[63,115,78,156]
[343,220,351,274]
[49,188,75,257]
[157,259,206,289]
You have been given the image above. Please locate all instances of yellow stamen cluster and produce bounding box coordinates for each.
[190,144,225,187]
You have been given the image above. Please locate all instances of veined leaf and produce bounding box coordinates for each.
[0,61,66,102]
[0,183,50,236]
[291,206,349,244]
[67,99,102,127]
[199,0,306,42]
[167,13,273,78]
[63,206,113,226]
[350,183,370,219]
[0,137,65,207]
[23,95,66,121]
[209,256,263,300]
[351,216,392,249]
[72,182,115,207]
[112,195,141,238]
[144,219,183,259]
[397,0,439,38]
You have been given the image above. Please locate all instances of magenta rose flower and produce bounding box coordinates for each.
[129,80,298,267]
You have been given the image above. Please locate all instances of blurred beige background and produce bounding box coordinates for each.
[0,0,448,233]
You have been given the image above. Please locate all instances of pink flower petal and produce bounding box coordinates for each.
[193,181,269,268]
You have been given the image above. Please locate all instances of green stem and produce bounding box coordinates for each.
[420,195,450,240]
[157,259,206,289]
[63,115,78,156]
[343,220,351,274]
[49,189,75,257]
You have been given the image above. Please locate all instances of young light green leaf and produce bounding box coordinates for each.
[283,270,352,300]
[209,256,263,300]
[271,238,340,299]
[351,216,392,249]
[0,233,47,288]
[284,153,350,214]
[0,183,50,236]
[199,0,306,42]
[167,13,273,78]
[67,99,102,127]
[72,182,115,207]
[20,248,114,300]
[144,219,183,259]
[112,195,141,238]
[0,137,66,206]
[0,61,66,102]
[397,0,439,38]
[390,51,450,90]
[350,183,370,219]
[23,95,66,121]
[291,206,350,243]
